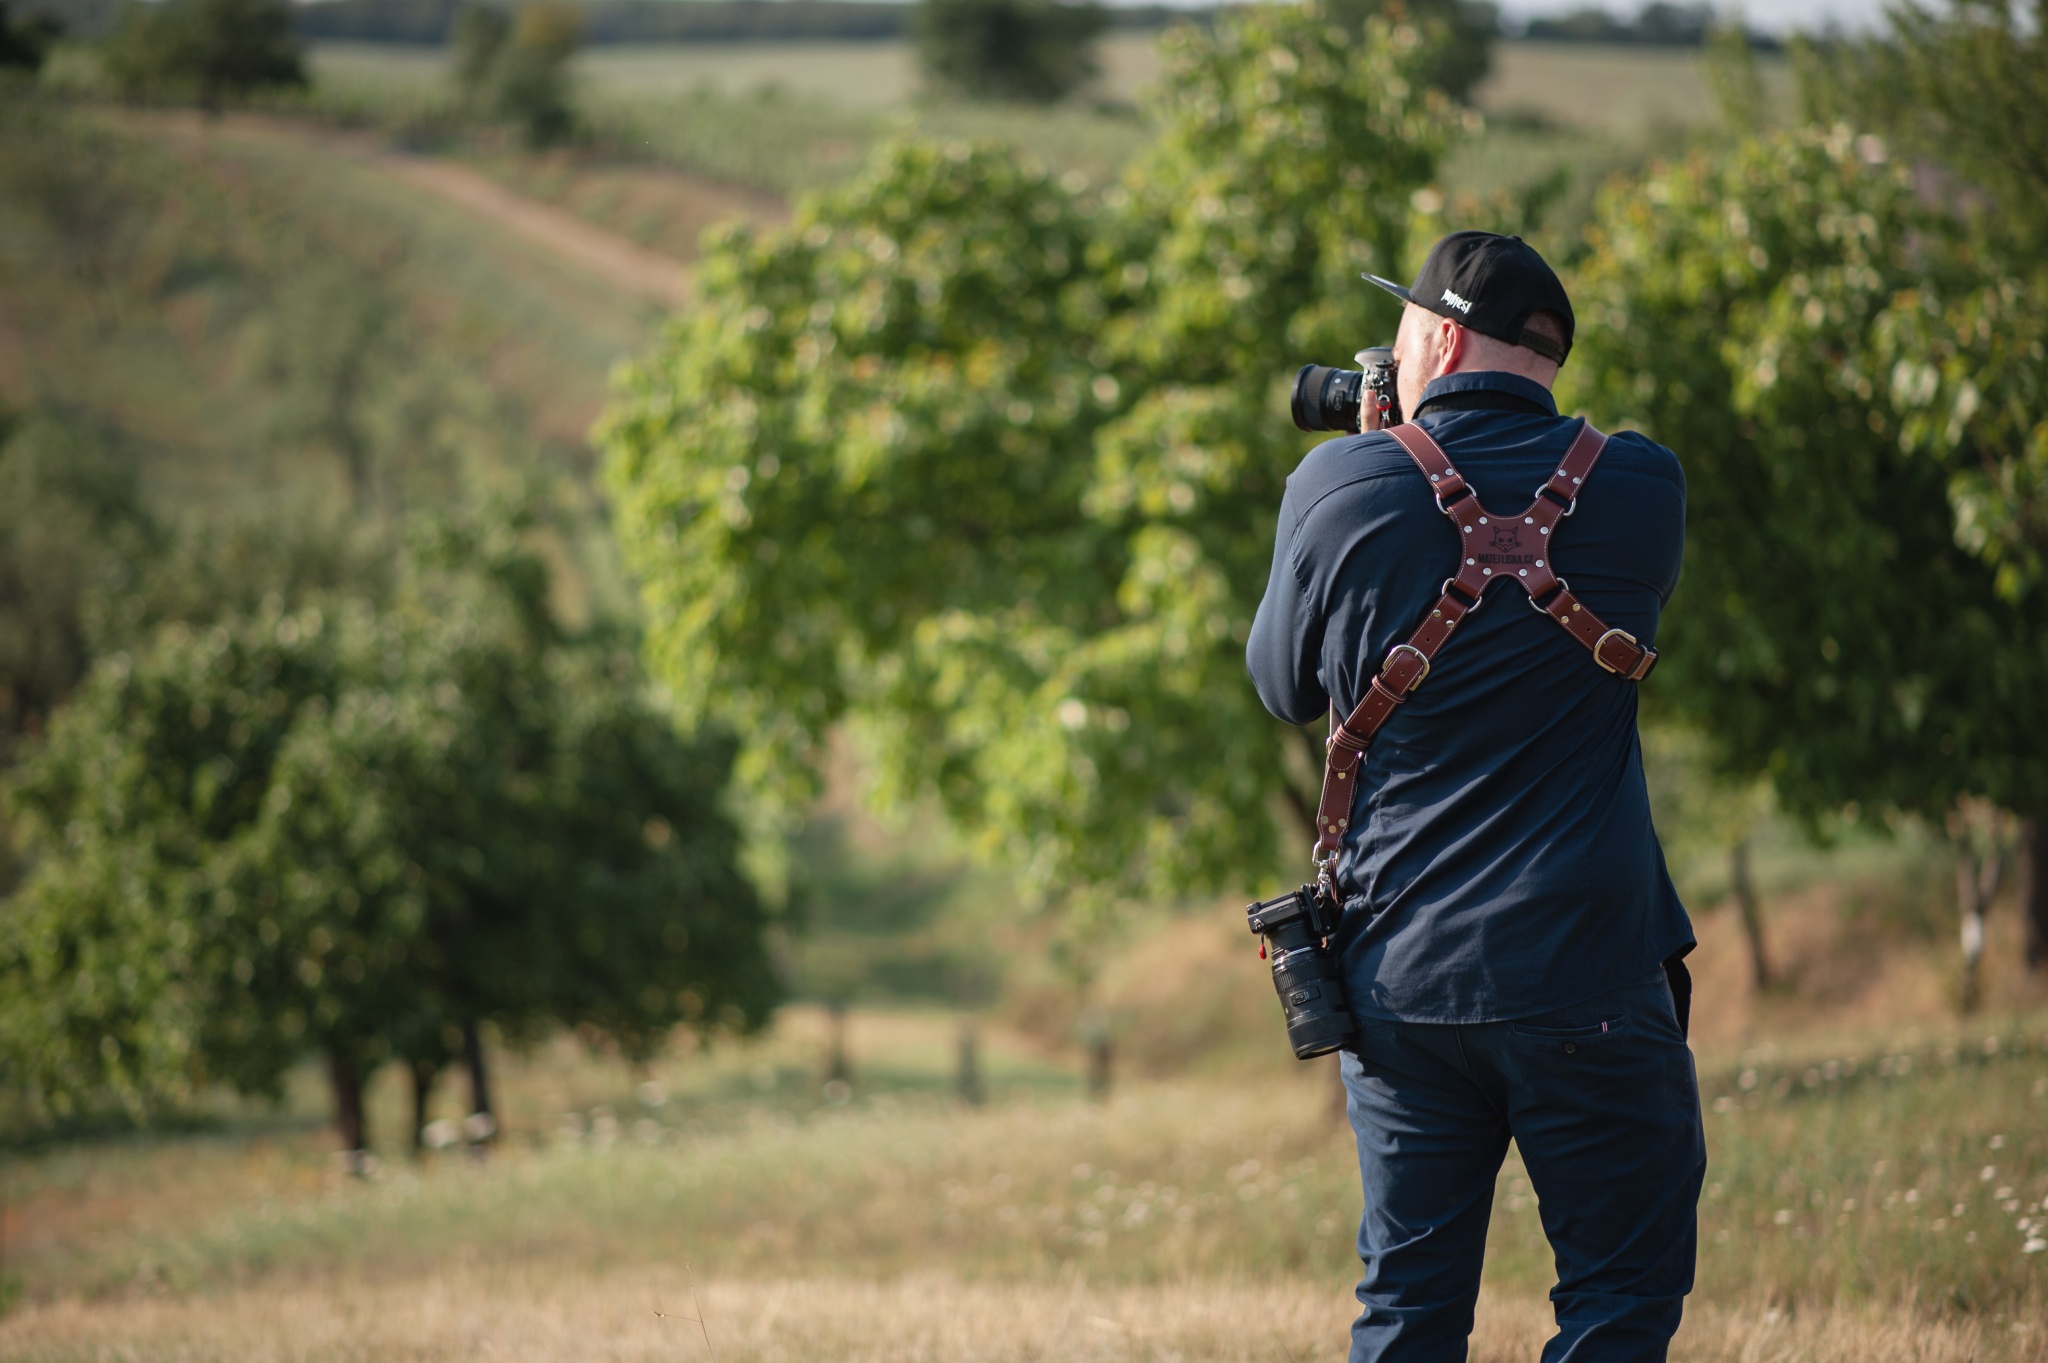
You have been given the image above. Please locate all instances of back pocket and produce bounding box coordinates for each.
[1512,1015,1627,1041]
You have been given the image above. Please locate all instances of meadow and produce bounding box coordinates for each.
[7,27,2036,1363]
[3,873,2045,1361]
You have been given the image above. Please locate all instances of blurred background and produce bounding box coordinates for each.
[1,0,2046,1358]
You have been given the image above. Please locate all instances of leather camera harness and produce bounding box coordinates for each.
[1310,418,1657,889]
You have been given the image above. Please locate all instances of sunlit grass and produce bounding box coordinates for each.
[8,1011,2044,1316]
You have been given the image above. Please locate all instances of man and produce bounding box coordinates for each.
[1246,232,1703,1362]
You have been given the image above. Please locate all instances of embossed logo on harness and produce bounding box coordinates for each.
[1476,523,1537,566]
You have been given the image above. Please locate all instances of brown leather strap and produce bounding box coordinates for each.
[1309,419,1657,873]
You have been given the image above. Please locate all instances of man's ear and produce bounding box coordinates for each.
[1438,317,1467,375]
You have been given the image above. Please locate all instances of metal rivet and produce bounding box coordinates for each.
[1525,516,1533,524]
[1518,569,1528,577]
[1540,526,1550,535]
[1463,525,1472,534]
[1467,558,1475,565]
[1478,516,1488,524]
[1536,560,1544,568]
[1430,474,1440,482]
[1557,469,1567,477]
[1573,477,1582,485]
[1564,1043,1577,1055]
[1572,603,1580,612]
[1432,610,1442,618]
[1338,819,1347,828]
[1483,568,1493,576]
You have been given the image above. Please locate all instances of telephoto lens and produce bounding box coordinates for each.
[1290,365,1365,433]
[1245,886,1356,1059]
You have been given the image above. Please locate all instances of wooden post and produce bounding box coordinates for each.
[956,1023,985,1107]
[1730,839,1770,992]
[1084,1015,1112,1102]
[824,1001,852,1091]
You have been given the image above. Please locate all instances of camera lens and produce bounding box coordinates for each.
[1290,365,1365,433]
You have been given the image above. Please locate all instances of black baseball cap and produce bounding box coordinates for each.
[1364,231,1574,364]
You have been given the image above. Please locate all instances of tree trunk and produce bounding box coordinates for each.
[824,1002,852,1086]
[409,1059,437,1157]
[461,1021,497,1149]
[1730,839,1770,991]
[1957,845,2007,1014]
[2024,818,2048,972]
[329,1051,369,1174]
[956,1023,985,1107]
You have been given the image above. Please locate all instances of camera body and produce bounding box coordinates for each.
[1246,884,1356,1059]
[1290,346,1401,433]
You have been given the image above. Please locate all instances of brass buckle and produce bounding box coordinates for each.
[1382,644,1430,693]
[1593,627,1639,675]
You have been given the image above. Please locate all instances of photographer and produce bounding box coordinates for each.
[1247,233,1703,1362]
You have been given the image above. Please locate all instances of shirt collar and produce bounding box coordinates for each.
[1416,370,1558,417]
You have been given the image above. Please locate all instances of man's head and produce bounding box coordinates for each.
[1364,232,1574,420]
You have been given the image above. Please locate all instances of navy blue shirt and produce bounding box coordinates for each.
[1247,371,1693,1023]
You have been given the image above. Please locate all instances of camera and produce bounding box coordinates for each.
[1290,346,1401,433]
[1246,884,1355,1059]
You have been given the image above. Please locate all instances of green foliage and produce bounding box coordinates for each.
[0,404,154,771]
[1794,1,2048,600]
[0,515,778,1128]
[1566,124,2048,824]
[1325,0,1498,103]
[602,2,1461,920]
[102,0,305,111]
[914,0,1108,105]
[450,1,581,148]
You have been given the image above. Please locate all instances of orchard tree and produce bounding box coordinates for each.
[0,517,778,1150]
[0,604,360,1125]
[1565,123,2048,962]
[602,1,1468,925]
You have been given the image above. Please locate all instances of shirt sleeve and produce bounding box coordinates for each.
[1246,483,1330,727]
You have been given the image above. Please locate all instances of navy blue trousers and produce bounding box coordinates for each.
[1340,968,1705,1363]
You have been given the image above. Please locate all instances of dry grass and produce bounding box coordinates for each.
[3,1269,2045,1363]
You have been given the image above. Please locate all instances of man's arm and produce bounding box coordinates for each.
[1246,489,1329,728]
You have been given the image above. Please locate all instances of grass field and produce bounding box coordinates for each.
[7,32,2018,1363]
[3,870,2046,1360]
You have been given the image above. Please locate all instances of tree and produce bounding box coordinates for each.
[103,0,305,112]
[0,514,779,1149]
[1565,124,2048,933]
[601,1,1469,926]
[1325,0,1499,104]
[1800,1,2048,962]
[914,0,1107,104]
[0,0,62,71]
[1568,7,2048,972]
[449,1,581,148]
